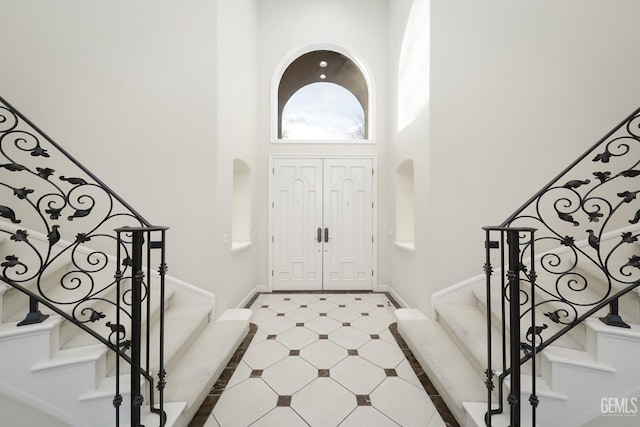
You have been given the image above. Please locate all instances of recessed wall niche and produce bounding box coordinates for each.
[395,159,415,252]
[232,159,252,252]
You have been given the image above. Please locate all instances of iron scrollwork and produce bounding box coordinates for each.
[507,111,640,343]
[0,99,148,354]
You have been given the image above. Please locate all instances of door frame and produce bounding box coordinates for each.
[268,154,378,292]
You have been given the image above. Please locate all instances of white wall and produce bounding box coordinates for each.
[0,0,226,308]
[387,0,430,311]
[213,0,260,312]
[255,0,392,289]
[420,0,640,313]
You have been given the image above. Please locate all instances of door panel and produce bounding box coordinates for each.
[273,159,323,291]
[323,159,373,290]
[272,157,374,291]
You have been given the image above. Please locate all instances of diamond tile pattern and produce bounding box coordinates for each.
[206,293,450,427]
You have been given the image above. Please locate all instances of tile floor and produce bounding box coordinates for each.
[190,293,458,427]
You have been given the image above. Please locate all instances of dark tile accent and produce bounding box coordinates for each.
[356,395,372,406]
[431,395,461,427]
[320,313,327,316]
[250,369,263,378]
[244,292,261,309]
[342,322,351,327]
[384,368,398,377]
[267,334,277,340]
[388,322,460,427]
[355,297,362,300]
[318,369,330,377]
[289,349,300,356]
[277,395,292,407]
[277,313,285,317]
[187,395,220,427]
[370,334,380,339]
[320,297,326,300]
[296,322,304,327]
[362,313,369,316]
[377,304,385,307]
[210,367,234,394]
[348,349,358,356]
[319,334,328,339]
[384,292,401,309]
[189,323,258,427]
[261,305,269,308]
[284,297,291,301]
[300,305,307,308]
[339,304,346,308]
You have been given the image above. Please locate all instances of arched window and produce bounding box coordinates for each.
[277,50,369,141]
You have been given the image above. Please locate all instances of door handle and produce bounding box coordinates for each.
[324,227,329,243]
[317,227,322,243]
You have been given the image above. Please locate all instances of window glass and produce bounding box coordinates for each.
[282,82,364,140]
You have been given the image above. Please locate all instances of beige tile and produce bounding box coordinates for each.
[291,378,357,426]
[332,356,386,394]
[338,407,400,427]
[250,407,308,427]
[300,339,348,369]
[370,377,436,427]
[212,378,277,426]
[262,356,317,395]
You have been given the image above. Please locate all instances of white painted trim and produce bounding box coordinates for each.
[268,154,378,293]
[394,241,416,253]
[231,241,253,253]
[270,39,377,143]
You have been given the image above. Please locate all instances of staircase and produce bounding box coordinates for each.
[0,225,251,426]
[397,107,640,426]
[0,97,251,426]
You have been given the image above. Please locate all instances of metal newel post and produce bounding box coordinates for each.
[506,229,521,427]
[130,230,144,427]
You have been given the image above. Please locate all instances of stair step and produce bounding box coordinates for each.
[163,313,250,425]
[107,303,212,376]
[394,309,485,425]
[31,343,107,373]
[436,303,508,377]
[62,287,175,349]
[472,286,584,351]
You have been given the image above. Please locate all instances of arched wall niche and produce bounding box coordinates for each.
[232,158,252,251]
[395,159,415,251]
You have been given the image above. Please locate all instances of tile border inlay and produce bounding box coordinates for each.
[187,292,460,427]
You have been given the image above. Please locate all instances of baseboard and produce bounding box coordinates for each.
[236,284,268,309]
[380,284,410,309]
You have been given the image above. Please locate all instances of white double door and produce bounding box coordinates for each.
[271,157,375,291]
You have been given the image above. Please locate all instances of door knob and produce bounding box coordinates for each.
[317,227,322,243]
[324,227,329,243]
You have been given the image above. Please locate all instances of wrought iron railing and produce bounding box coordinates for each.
[0,96,167,426]
[483,107,640,426]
